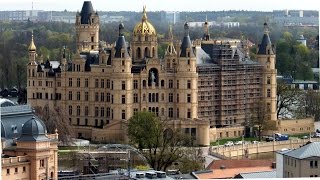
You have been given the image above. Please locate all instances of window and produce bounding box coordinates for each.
[106,93,110,102]
[176,93,179,103]
[101,93,105,102]
[315,161,318,168]
[95,79,99,88]
[85,92,89,101]
[77,78,80,87]
[310,161,314,168]
[143,94,146,101]
[77,106,80,116]
[85,106,89,116]
[68,91,72,100]
[176,80,179,89]
[101,79,104,88]
[95,92,99,101]
[95,107,99,117]
[77,92,81,100]
[122,110,126,119]
[161,80,165,87]
[169,93,173,102]
[169,80,173,88]
[40,159,45,168]
[168,108,173,118]
[143,80,146,88]
[187,80,191,89]
[267,89,271,97]
[133,93,138,103]
[161,93,164,101]
[133,80,138,89]
[267,77,271,84]
[122,81,126,90]
[77,118,80,125]
[177,108,179,118]
[15,167,18,174]
[85,78,89,87]
[68,106,72,115]
[106,108,111,118]
[122,95,126,104]
[187,94,191,103]
[101,107,105,117]
[107,79,110,88]
[187,108,191,118]
[68,78,72,87]
[23,166,26,173]
[7,169,10,175]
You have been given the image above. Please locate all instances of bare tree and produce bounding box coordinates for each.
[277,80,301,119]
[295,90,320,121]
[34,104,74,144]
[127,111,192,171]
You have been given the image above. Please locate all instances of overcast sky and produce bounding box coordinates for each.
[0,0,319,12]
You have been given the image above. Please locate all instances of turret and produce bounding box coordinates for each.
[203,16,210,41]
[180,22,195,58]
[28,31,37,65]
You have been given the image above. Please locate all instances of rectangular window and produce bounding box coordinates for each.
[169,80,173,88]
[15,167,18,173]
[68,78,72,87]
[107,79,110,88]
[133,80,138,89]
[101,107,105,117]
[40,159,45,168]
[169,93,173,102]
[177,108,179,118]
[69,106,72,115]
[77,106,80,116]
[122,110,126,120]
[187,108,191,118]
[168,108,173,118]
[315,161,318,168]
[101,79,104,88]
[68,91,72,100]
[95,79,99,88]
[85,78,89,87]
[176,93,179,103]
[85,92,89,101]
[176,80,179,89]
[77,78,80,87]
[77,92,81,100]
[187,94,191,103]
[122,81,126,90]
[95,107,99,117]
[7,169,10,175]
[267,89,271,97]
[85,106,89,116]
[101,93,105,102]
[310,161,314,168]
[187,80,191,89]
[122,95,126,104]
[106,93,110,102]
[23,166,26,173]
[133,93,138,103]
[95,92,99,101]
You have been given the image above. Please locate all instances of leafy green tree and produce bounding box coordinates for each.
[127,111,189,171]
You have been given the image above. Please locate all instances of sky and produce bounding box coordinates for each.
[0,0,319,12]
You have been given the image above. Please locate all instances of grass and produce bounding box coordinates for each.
[210,137,259,146]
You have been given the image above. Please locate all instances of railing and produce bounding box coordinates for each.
[2,156,28,165]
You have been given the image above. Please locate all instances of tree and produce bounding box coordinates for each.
[249,101,277,141]
[295,90,320,121]
[127,111,190,171]
[176,147,205,173]
[277,81,301,119]
[34,105,74,144]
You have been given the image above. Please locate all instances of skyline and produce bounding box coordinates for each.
[0,0,319,12]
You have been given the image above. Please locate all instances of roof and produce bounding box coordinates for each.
[28,33,36,51]
[18,116,49,142]
[257,22,274,55]
[0,98,15,107]
[133,6,156,36]
[180,22,195,58]
[237,170,276,179]
[80,1,95,24]
[195,159,274,179]
[114,23,130,58]
[284,142,320,159]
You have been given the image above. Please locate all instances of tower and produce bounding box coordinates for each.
[75,1,99,52]
[203,16,210,41]
[27,31,38,105]
[256,22,277,121]
[131,6,158,62]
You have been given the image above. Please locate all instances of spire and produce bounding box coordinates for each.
[115,23,129,58]
[168,25,173,41]
[119,22,124,36]
[203,15,210,41]
[142,5,147,22]
[80,1,94,24]
[180,22,195,58]
[184,21,190,37]
[257,22,274,55]
[166,25,176,55]
[28,30,36,51]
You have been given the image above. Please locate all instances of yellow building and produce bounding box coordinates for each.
[26,1,278,144]
[1,100,58,180]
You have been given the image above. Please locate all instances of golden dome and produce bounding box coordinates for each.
[28,31,36,51]
[133,6,156,36]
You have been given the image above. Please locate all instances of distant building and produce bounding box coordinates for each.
[1,99,58,180]
[276,142,320,178]
[165,11,180,24]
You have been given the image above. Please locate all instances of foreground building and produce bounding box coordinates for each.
[26,1,277,144]
[1,99,58,180]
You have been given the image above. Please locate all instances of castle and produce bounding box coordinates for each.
[26,1,277,145]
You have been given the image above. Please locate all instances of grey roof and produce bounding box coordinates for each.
[284,142,320,159]
[180,22,195,58]
[80,1,95,24]
[238,170,276,179]
[114,24,130,58]
[19,116,49,142]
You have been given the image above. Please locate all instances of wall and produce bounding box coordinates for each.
[277,118,314,135]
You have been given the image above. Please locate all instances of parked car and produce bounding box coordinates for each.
[265,136,274,142]
[274,133,289,141]
[224,141,234,147]
[234,141,243,145]
[312,133,320,138]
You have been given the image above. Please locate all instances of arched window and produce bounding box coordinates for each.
[137,47,141,59]
[145,47,149,57]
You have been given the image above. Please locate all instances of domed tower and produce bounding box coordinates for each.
[256,22,277,121]
[16,117,58,180]
[75,1,99,52]
[27,31,38,105]
[131,6,158,62]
